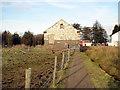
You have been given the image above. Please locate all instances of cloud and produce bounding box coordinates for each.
[44,0,76,9]
[1,0,77,9]
[1,0,12,5]
[1,0,120,2]
[1,0,46,10]
[1,0,119,10]
[1,0,118,36]
[13,2,30,10]
[1,0,10,3]
[1,1,32,10]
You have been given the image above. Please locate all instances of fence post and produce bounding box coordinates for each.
[61,52,65,70]
[70,48,71,56]
[25,68,31,89]
[28,48,29,52]
[68,49,70,61]
[53,56,57,88]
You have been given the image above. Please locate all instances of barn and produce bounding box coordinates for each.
[44,19,80,50]
[110,31,120,46]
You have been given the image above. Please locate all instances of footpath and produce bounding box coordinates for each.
[66,53,95,88]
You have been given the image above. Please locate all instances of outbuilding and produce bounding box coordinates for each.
[110,31,120,46]
[44,19,80,50]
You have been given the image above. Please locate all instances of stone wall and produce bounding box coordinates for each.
[44,40,79,50]
[44,19,80,41]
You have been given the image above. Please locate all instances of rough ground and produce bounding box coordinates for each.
[67,53,95,88]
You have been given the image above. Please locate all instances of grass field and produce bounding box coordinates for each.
[2,45,62,88]
[85,46,120,81]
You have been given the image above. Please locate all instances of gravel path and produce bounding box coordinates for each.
[66,53,95,88]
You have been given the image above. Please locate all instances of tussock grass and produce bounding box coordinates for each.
[81,52,120,88]
[85,46,120,80]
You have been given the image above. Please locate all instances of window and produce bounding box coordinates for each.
[44,31,47,33]
[60,24,64,29]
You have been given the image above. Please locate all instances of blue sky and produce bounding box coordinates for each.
[0,0,119,36]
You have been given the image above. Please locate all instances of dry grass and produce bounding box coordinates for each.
[81,52,120,88]
[85,46,120,80]
[2,45,62,88]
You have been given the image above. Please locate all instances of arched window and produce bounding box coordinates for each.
[60,24,64,29]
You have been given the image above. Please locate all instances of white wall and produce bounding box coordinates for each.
[111,31,120,46]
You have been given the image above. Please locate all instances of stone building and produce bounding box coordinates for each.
[44,19,80,50]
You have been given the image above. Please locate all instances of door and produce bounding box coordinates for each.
[48,34,54,44]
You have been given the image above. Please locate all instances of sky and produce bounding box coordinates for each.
[0,0,119,37]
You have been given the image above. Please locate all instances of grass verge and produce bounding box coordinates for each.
[85,46,120,80]
[55,52,74,88]
[81,52,120,88]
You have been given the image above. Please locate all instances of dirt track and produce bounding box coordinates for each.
[67,53,95,88]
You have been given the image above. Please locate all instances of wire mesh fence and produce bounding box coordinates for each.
[2,46,79,89]
[24,49,72,88]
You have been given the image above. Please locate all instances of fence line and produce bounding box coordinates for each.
[16,47,78,89]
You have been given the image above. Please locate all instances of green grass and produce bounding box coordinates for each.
[81,52,120,88]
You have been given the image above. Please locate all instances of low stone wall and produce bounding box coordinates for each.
[44,40,79,50]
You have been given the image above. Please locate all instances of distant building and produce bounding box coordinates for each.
[110,31,120,46]
[44,19,80,50]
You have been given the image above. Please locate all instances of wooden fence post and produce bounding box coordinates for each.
[61,52,65,70]
[28,48,29,52]
[25,68,31,89]
[70,48,71,56]
[53,56,57,88]
[68,49,70,61]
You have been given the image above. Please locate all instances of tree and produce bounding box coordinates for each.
[112,25,119,35]
[2,31,8,47]
[72,23,82,40]
[72,23,82,31]
[82,27,92,41]
[12,33,21,45]
[22,31,33,46]
[2,31,12,47]
[0,32,1,45]
[92,20,108,43]
[119,25,120,31]
[33,34,44,46]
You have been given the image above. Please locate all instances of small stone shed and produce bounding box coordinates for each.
[44,19,80,50]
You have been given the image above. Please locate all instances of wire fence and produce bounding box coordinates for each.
[3,46,80,89]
